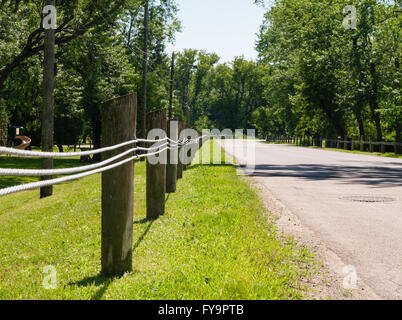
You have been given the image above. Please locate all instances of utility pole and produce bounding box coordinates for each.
[141,0,149,144]
[40,0,56,198]
[185,74,190,125]
[168,52,175,121]
[184,65,197,125]
[166,52,177,194]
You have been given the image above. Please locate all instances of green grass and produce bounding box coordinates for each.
[0,141,315,300]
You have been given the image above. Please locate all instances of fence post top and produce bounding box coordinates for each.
[102,92,137,106]
[147,108,167,116]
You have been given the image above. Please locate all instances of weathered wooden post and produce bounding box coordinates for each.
[360,136,364,151]
[183,126,198,169]
[189,129,201,164]
[166,120,178,193]
[183,126,189,172]
[369,141,374,153]
[317,136,322,148]
[177,121,184,179]
[381,141,385,154]
[146,109,167,219]
[101,93,137,276]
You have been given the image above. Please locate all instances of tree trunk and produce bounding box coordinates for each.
[356,112,365,142]
[168,52,175,120]
[0,1,127,90]
[91,112,101,162]
[40,0,56,199]
[369,62,383,141]
[396,120,401,154]
[140,1,149,140]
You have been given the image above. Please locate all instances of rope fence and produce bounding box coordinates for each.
[0,93,215,276]
[0,135,207,197]
[267,135,402,155]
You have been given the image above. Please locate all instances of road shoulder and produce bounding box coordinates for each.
[250,178,380,300]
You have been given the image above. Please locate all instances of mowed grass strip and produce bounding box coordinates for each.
[0,141,314,300]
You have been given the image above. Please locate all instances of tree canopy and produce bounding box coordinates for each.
[0,0,400,151]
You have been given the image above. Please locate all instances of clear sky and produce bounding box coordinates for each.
[166,0,267,63]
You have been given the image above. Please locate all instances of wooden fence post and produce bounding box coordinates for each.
[381,141,385,154]
[198,130,203,155]
[183,126,188,172]
[146,109,167,219]
[101,93,137,276]
[360,136,364,151]
[177,121,184,179]
[166,120,178,193]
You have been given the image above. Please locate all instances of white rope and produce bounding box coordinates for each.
[0,134,211,197]
[0,138,209,177]
[0,137,171,158]
[0,135,211,158]
[0,142,174,176]
[0,147,169,197]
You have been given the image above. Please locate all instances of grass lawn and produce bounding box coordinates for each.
[0,141,315,300]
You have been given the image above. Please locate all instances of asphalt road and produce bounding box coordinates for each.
[219,140,402,299]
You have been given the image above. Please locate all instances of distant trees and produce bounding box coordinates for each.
[1,0,400,145]
[0,0,180,147]
[254,0,401,141]
[171,1,399,144]
[174,52,266,131]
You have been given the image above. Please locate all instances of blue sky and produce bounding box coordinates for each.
[166,0,267,63]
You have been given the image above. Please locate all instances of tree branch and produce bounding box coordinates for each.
[0,0,126,89]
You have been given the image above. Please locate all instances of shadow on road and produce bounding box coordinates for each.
[251,163,402,187]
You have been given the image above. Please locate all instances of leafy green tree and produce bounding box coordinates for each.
[0,0,130,89]
[255,0,401,144]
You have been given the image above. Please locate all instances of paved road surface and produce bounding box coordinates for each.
[219,140,402,299]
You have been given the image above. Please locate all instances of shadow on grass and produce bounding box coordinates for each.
[69,218,156,300]
[133,218,155,251]
[69,273,115,300]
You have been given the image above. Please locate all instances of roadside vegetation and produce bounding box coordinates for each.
[2,1,400,154]
[0,141,316,300]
